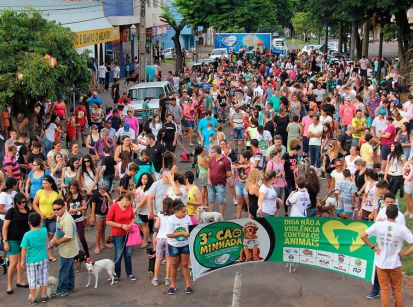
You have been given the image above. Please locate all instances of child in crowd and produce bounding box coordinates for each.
[336,169,357,219]
[20,212,49,304]
[152,198,173,287]
[287,176,311,217]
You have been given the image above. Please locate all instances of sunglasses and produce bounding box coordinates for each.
[17,200,27,205]
[84,160,91,163]
[53,207,63,211]
[336,164,343,167]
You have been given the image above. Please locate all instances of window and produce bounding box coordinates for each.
[153,0,157,7]
[129,87,165,100]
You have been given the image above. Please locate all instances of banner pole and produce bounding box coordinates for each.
[231,271,242,307]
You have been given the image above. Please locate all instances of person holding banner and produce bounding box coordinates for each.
[257,170,283,217]
[361,205,413,307]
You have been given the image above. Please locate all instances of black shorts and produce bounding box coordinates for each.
[138,214,149,223]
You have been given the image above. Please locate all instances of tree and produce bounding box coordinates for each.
[291,12,321,41]
[0,9,90,119]
[160,5,187,73]
[176,0,281,32]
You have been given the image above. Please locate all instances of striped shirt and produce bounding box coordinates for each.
[231,111,244,129]
[3,153,20,179]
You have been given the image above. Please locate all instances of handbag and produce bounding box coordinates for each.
[126,224,142,247]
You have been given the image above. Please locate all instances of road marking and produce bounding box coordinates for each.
[231,271,242,307]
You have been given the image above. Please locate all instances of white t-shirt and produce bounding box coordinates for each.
[330,170,345,190]
[98,65,107,78]
[361,183,376,212]
[166,214,192,247]
[156,213,170,239]
[44,123,57,142]
[345,155,361,175]
[252,131,272,153]
[313,88,325,102]
[0,191,16,220]
[164,185,188,205]
[308,123,323,146]
[115,128,136,141]
[375,206,406,225]
[365,221,413,269]
[288,189,311,217]
[259,184,278,215]
[371,117,387,137]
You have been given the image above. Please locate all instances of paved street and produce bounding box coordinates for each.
[1,63,413,306]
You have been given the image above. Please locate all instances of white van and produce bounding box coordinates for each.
[272,38,288,54]
[210,48,229,60]
[126,81,175,119]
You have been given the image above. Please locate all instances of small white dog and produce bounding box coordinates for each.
[199,207,223,223]
[85,259,115,289]
[325,196,338,208]
[34,275,58,299]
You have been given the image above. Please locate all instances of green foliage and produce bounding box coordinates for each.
[176,0,286,32]
[291,12,321,37]
[0,9,90,112]
[383,23,397,42]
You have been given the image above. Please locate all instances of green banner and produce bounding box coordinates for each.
[189,217,375,282]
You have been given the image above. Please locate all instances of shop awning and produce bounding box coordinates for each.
[1,0,118,47]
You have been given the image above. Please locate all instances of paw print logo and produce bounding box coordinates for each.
[233,228,242,238]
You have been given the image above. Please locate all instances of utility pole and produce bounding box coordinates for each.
[139,0,146,82]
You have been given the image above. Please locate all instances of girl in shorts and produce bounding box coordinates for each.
[152,198,173,287]
[165,200,192,295]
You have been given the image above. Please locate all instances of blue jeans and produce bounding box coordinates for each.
[113,235,132,278]
[302,136,309,154]
[370,271,380,294]
[103,174,114,191]
[57,256,75,293]
[309,145,321,168]
[42,138,53,157]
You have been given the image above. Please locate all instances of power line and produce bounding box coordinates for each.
[0,4,102,12]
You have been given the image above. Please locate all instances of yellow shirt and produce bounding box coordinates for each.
[360,142,374,165]
[187,185,200,217]
[36,189,60,219]
[351,117,366,138]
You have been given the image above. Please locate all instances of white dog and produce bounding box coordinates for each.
[85,259,115,289]
[325,196,338,208]
[34,276,58,299]
[199,207,223,223]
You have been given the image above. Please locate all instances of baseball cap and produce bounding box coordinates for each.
[124,123,130,131]
[379,109,387,115]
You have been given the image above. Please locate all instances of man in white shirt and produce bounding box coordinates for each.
[98,64,107,92]
[308,114,323,168]
[361,204,413,307]
[253,83,263,98]
[371,109,388,137]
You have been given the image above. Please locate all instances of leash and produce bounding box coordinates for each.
[113,231,129,265]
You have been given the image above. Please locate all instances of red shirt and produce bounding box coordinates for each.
[209,155,231,186]
[74,106,87,127]
[118,97,131,105]
[66,118,76,137]
[106,202,135,236]
[381,124,396,146]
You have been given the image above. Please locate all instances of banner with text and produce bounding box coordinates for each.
[190,217,375,282]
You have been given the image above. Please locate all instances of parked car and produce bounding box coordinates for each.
[125,81,175,119]
[162,47,188,59]
[301,44,323,54]
[192,58,214,69]
[209,48,229,60]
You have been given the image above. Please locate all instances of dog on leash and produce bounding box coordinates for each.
[124,75,138,85]
[316,196,337,217]
[199,207,223,223]
[74,250,87,273]
[0,256,8,275]
[145,247,156,280]
[85,259,116,289]
[34,276,58,299]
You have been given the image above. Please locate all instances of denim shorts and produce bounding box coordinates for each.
[42,218,56,234]
[233,127,245,140]
[405,184,413,195]
[235,181,245,197]
[168,244,190,257]
[182,119,195,128]
[207,184,227,204]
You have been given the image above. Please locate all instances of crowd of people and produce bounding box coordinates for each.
[1,46,413,305]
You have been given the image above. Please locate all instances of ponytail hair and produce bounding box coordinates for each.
[116,192,134,202]
[263,170,276,184]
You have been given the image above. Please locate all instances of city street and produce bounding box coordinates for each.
[1,79,413,305]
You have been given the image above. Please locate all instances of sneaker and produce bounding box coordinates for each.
[409,213,413,219]
[51,291,68,298]
[28,298,37,305]
[366,291,380,300]
[129,274,138,281]
[41,297,48,303]
[113,277,120,284]
[161,259,166,265]
[185,287,193,294]
[151,278,160,286]
[167,287,176,295]
[164,278,171,286]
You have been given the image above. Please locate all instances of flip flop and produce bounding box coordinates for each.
[48,257,57,262]
[103,244,113,249]
[16,284,29,288]
[95,248,100,254]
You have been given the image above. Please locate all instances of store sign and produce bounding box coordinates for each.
[190,217,375,282]
[74,27,120,48]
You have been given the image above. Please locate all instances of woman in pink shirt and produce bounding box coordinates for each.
[124,109,139,136]
[183,100,195,146]
[339,97,356,127]
[301,109,314,154]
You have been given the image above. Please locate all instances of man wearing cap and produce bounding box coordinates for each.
[114,122,135,145]
[101,121,116,141]
[372,109,388,138]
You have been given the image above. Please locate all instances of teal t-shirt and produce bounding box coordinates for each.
[205,95,213,112]
[269,95,281,112]
[21,227,48,263]
[134,159,155,184]
[201,129,216,147]
[142,101,150,118]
